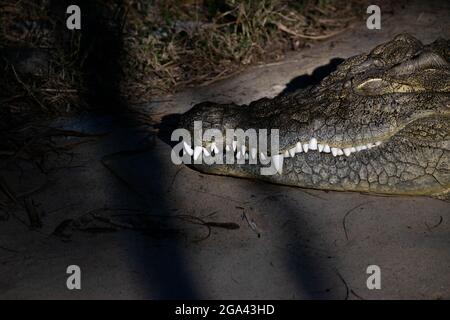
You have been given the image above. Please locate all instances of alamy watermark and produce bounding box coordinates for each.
[171,121,282,176]
[66,265,81,290]
[366,5,381,30]
[366,265,381,290]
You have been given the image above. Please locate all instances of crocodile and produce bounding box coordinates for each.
[178,34,450,199]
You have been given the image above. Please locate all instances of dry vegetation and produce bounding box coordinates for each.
[0,0,364,129]
[122,0,363,103]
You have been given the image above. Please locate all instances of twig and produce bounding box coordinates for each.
[425,215,443,231]
[350,289,365,300]
[38,88,78,93]
[336,270,349,300]
[240,207,260,237]
[11,65,48,111]
[342,202,371,241]
[276,22,347,40]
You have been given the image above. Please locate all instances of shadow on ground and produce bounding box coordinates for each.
[50,0,200,299]
[157,59,349,298]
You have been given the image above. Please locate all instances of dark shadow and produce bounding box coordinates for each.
[278,58,344,96]
[156,59,353,298]
[49,0,200,299]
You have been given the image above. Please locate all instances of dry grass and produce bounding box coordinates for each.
[0,0,364,126]
[122,0,363,103]
[0,0,82,130]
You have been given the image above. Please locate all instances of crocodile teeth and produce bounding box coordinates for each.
[303,143,309,153]
[193,146,202,160]
[375,141,382,146]
[289,147,296,157]
[203,147,210,157]
[318,144,324,152]
[225,145,231,152]
[251,148,257,159]
[236,151,242,159]
[245,153,249,160]
[272,154,284,174]
[331,147,339,157]
[323,145,331,153]
[367,143,375,149]
[350,147,357,153]
[337,149,344,156]
[183,142,193,156]
[356,145,367,151]
[232,141,237,151]
[284,150,290,158]
[295,142,303,153]
[343,148,352,156]
[211,142,219,154]
[260,152,267,161]
[309,138,318,150]
[241,145,246,155]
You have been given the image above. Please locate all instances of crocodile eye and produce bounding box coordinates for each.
[355,78,422,96]
[355,78,388,95]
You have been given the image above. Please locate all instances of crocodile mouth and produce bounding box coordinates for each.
[176,34,450,197]
[181,110,449,174]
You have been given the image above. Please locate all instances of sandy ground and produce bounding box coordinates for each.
[0,1,449,299]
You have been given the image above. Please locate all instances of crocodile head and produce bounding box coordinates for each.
[178,34,450,198]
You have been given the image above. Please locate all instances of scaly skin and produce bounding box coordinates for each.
[179,34,450,199]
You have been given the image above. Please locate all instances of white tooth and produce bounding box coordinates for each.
[232,141,237,151]
[331,148,338,157]
[245,153,249,160]
[323,144,331,153]
[211,142,219,154]
[251,148,257,159]
[194,146,202,160]
[260,152,267,161]
[375,141,382,146]
[203,147,210,157]
[350,147,357,153]
[284,150,289,158]
[367,143,375,149]
[272,154,284,174]
[236,151,241,159]
[183,142,193,156]
[295,142,303,153]
[337,149,344,156]
[289,147,296,157]
[241,145,246,155]
[225,145,231,152]
[318,144,324,152]
[343,148,352,156]
[303,143,309,153]
[357,145,367,151]
[309,138,318,150]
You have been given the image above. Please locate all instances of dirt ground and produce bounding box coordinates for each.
[0,1,449,299]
